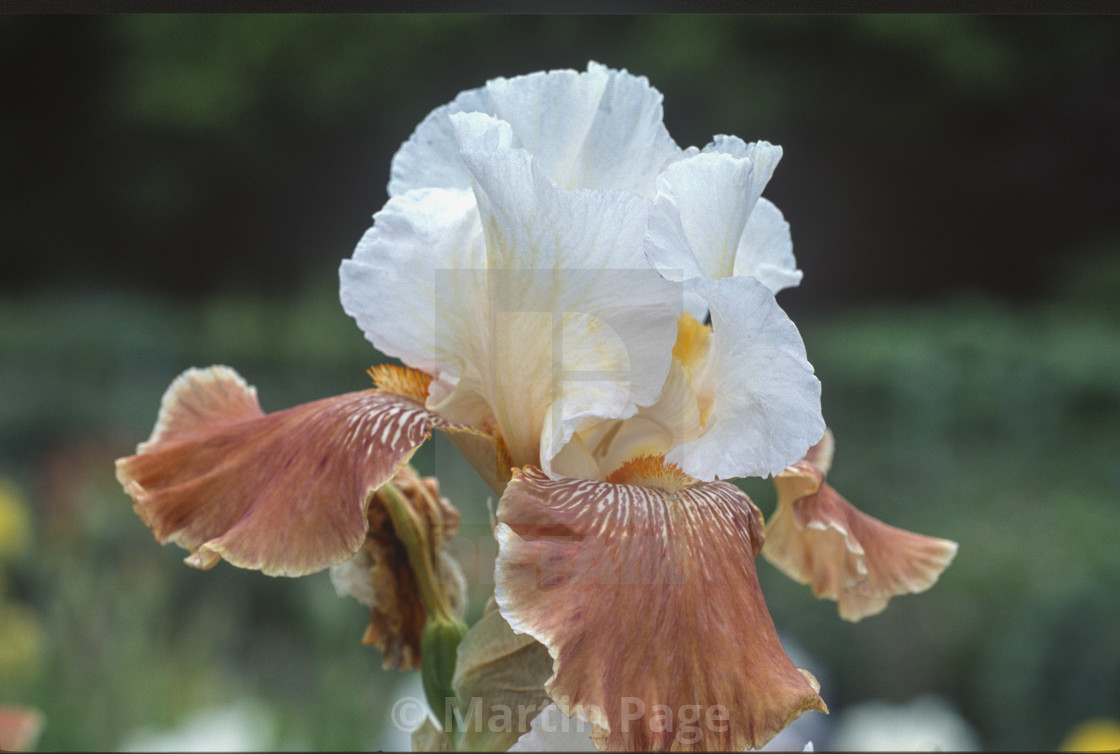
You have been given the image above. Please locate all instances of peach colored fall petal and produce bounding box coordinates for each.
[494,464,826,752]
[115,365,448,577]
[802,427,834,477]
[765,458,958,622]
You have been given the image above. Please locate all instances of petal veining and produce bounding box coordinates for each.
[494,467,826,751]
[115,366,447,576]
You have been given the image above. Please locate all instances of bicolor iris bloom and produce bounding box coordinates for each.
[116,63,956,751]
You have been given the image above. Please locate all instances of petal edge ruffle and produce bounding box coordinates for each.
[764,455,958,622]
[494,466,825,751]
[116,366,446,577]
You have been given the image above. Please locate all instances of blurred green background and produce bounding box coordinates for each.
[2,13,1119,751]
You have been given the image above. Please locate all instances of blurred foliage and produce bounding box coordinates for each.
[2,15,1119,304]
[1,12,1119,753]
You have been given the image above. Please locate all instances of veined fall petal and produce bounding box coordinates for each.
[389,62,682,198]
[494,465,826,752]
[115,365,449,577]
[763,430,959,622]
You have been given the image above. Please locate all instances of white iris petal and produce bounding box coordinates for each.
[734,197,802,293]
[449,111,680,471]
[340,187,486,381]
[645,139,799,294]
[345,62,823,485]
[389,62,681,198]
[665,276,825,480]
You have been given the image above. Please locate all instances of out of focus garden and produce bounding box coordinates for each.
[2,14,1119,751]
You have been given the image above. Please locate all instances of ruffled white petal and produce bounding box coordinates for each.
[735,197,802,293]
[566,61,682,195]
[665,276,825,480]
[389,62,680,198]
[448,111,680,470]
[340,186,488,384]
[645,139,800,297]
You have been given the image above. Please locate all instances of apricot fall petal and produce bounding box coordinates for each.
[116,366,448,577]
[765,458,958,621]
[494,466,825,751]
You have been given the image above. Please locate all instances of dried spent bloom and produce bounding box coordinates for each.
[330,466,467,670]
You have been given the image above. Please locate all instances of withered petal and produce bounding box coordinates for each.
[330,468,466,672]
[766,461,958,622]
[494,467,826,752]
[115,366,446,577]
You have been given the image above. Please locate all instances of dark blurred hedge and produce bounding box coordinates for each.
[2,15,1119,308]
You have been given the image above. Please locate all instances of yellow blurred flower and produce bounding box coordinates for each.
[0,478,33,563]
[1060,717,1120,752]
[0,604,43,682]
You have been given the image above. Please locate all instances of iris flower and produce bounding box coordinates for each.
[116,63,956,752]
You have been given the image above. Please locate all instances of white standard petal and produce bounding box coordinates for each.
[645,139,800,294]
[665,276,825,480]
[389,62,680,198]
[735,197,802,294]
[566,61,682,195]
[339,186,488,389]
[448,111,681,471]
